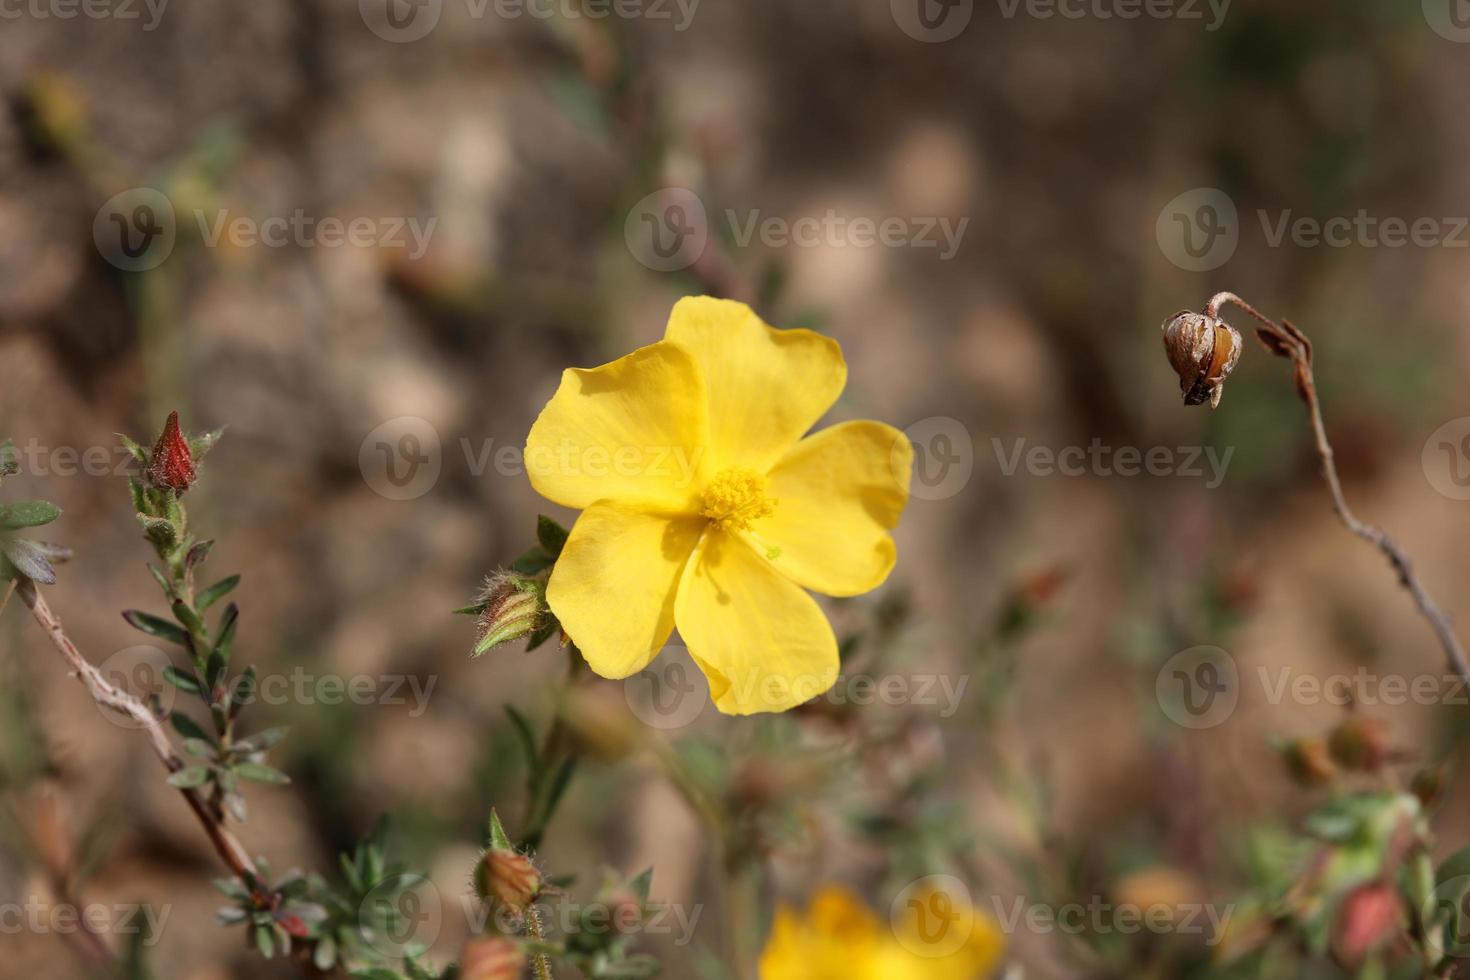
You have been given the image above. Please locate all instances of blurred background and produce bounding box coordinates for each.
[4,0,1470,977]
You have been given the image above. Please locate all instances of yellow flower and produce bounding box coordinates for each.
[525,296,912,714]
[760,885,1005,980]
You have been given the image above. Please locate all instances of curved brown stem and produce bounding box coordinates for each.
[14,579,266,897]
[1205,291,1470,691]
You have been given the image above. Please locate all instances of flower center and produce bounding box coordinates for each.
[700,468,775,532]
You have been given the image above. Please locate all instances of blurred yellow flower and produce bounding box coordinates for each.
[525,296,912,714]
[760,885,1005,980]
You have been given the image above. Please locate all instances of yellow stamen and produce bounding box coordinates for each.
[700,468,775,532]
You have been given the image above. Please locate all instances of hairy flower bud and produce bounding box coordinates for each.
[148,411,198,493]
[475,847,542,912]
[1161,310,1242,409]
[473,573,546,656]
[461,937,526,980]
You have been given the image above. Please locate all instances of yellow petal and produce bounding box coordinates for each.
[546,502,704,679]
[524,341,708,511]
[674,530,838,714]
[664,296,846,474]
[759,421,911,597]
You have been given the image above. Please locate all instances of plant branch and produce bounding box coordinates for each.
[14,578,268,899]
[1205,291,1470,690]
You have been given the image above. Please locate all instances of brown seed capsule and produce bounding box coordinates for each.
[1333,882,1400,966]
[1280,736,1336,787]
[1161,310,1242,409]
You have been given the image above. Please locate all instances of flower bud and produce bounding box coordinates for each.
[148,411,198,493]
[475,847,542,912]
[473,573,546,656]
[1333,882,1400,966]
[460,937,526,980]
[1280,736,1336,787]
[1161,310,1242,409]
[1327,716,1390,772]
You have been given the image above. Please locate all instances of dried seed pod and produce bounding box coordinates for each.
[1161,310,1242,409]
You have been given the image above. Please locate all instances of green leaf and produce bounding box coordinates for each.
[185,540,213,571]
[172,599,206,638]
[1,539,57,584]
[170,712,213,742]
[511,546,554,575]
[236,762,290,785]
[189,427,226,461]
[0,500,61,530]
[163,666,203,696]
[488,809,513,851]
[197,574,240,611]
[167,766,212,788]
[117,433,149,466]
[122,610,190,646]
[214,603,239,658]
[537,515,570,559]
[234,726,288,754]
[184,738,216,759]
[505,704,539,772]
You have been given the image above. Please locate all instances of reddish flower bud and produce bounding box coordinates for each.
[461,937,526,980]
[149,411,197,493]
[1334,882,1400,966]
[475,848,542,912]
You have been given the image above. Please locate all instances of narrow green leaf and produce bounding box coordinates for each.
[236,762,290,785]
[185,540,214,571]
[214,603,239,658]
[197,574,240,611]
[170,712,213,742]
[122,610,190,646]
[163,666,203,695]
[536,515,570,558]
[511,546,553,575]
[488,808,513,851]
[166,766,212,788]
[184,738,216,759]
[0,500,61,530]
[1,539,57,584]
